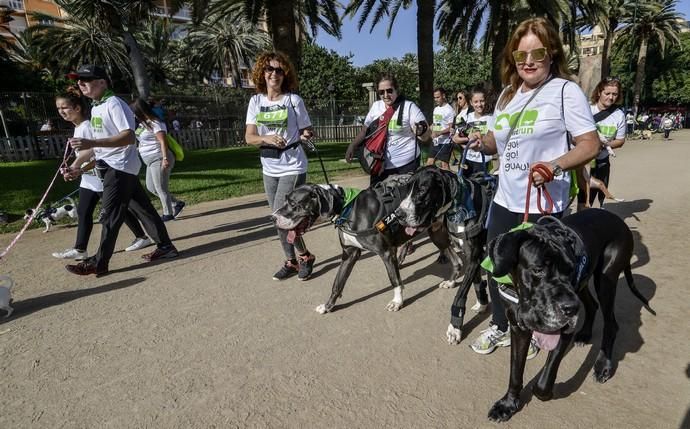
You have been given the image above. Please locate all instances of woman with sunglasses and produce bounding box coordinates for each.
[452,87,493,177]
[450,90,471,166]
[584,77,626,208]
[345,73,430,186]
[245,51,317,281]
[466,17,600,357]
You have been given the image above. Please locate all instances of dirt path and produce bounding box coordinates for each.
[1,132,689,428]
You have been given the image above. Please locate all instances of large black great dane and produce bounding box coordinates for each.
[484,208,655,422]
[272,166,463,313]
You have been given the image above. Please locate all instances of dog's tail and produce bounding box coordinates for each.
[624,265,656,316]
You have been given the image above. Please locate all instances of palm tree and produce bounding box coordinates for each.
[615,0,682,114]
[344,0,435,121]
[135,19,183,87]
[199,0,342,72]
[53,0,188,98]
[183,6,270,88]
[28,12,131,82]
[436,0,582,90]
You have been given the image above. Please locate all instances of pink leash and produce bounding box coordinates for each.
[0,143,73,261]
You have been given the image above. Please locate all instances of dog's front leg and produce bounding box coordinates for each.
[315,246,361,314]
[532,332,573,401]
[488,325,531,422]
[381,249,404,311]
[446,262,477,344]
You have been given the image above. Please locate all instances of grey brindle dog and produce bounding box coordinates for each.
[272,166,464,313]
[485,208,655,422]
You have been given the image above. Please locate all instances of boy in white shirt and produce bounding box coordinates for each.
[426,88,456,170]
[64,65,178,276]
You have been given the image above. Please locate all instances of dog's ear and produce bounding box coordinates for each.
[489,229,531,277]
[313,186,334,216]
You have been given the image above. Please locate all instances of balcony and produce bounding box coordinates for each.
[1,0,24,11]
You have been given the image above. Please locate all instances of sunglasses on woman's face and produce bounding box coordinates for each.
[512,47,548,64]
[264,65,285,75]
[378,88,395,96]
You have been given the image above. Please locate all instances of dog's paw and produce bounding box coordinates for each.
[438,279,457,289]
[386,300,402,312]
[593,351,615,383]
[470,300,488,313]
[446,324,462,344]
[315,304,329,314]
[488,395,520,422]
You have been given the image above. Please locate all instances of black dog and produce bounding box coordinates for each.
[485,208,655,422]
[272,166,463,313]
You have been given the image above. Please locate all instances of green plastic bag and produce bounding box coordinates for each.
[166,134,184,161]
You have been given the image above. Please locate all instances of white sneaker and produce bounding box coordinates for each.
[52,248,88,260]
[125,237,153,252]
[470,324,511,354]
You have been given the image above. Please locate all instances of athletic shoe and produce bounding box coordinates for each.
[161,214,175,222]
[52,248,88,260]
[173,201,186,218]
[125,236,153,252]
[527,337,540,360]
[65,260,108,276]
[471,324,511,355]
[142,245,178,262]
[297,253,316,281]
[273,259,298,280]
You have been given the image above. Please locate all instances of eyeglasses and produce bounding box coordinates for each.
[604,76,620,83]
[457,96,465,101]
[264,65,285,75]
[512,47,548,64]
[378,88,395,96]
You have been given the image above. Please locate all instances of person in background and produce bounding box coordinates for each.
[453,86,493,177]
[64,65,177,276]
[53,87,154,260]
[426,87,456,170]
[132,98,186,221]
[467,17,600,358]
[245,51,317,281]
[450,90,471,166]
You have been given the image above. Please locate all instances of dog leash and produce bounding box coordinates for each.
[523,162,554,224]
[0,143,73,262]
[301,138,330,185]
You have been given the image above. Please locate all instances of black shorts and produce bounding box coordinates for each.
[428,143,453,162]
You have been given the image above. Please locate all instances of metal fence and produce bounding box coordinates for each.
[0,125,361,162]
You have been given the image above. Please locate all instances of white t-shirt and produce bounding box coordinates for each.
[246,93,311,177]
[591,105,625,160]
[465,111,492,163]
[432,103,455,146]
[136,119,167,160]
[74,121,102,192]
[90,95,141,175]
[489,78,596,213]
[364,99,426,169]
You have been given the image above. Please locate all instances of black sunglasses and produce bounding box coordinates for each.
[604,76,620,83]
[264,65,285,75]
[378,88,395,96]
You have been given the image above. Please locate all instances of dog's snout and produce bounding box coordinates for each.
[559,300,579,317]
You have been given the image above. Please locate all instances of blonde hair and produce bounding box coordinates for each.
[498,17,571,110]
[250,51,298,94]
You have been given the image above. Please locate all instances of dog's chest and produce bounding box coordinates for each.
[340,231,365,249]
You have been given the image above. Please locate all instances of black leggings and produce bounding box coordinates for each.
[74,187,147,251]
[589,157,611,207]
[486,203,562,332]
[370,157,420,187]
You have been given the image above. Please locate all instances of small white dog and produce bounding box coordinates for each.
[0,275,14,318]
[24,197,78,233]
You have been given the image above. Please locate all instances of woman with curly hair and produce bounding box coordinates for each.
[245,51,317,281]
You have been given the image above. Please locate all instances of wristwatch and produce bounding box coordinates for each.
[550,162,563,177]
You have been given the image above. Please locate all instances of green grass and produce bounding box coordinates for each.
[0,141,362,234]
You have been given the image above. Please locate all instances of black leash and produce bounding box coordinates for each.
[302,138,330,185]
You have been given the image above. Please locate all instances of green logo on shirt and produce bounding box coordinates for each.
[257,105,288,130]
[494,109,539,135]
[90,116,103,133]
[433,113,443,131]
[596,124,616,139]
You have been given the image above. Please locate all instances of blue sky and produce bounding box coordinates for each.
[315,1,690,67]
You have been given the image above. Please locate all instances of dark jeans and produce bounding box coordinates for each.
[93,166,172,271]
[589,157,611,207]
[370,157,420,187]
[486,203,562,332]
[75,187,146,251]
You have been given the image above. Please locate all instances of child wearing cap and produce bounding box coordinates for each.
[64,65,178,276]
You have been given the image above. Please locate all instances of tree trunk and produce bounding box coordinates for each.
[416,0,434,121]
[267,0,301,74]
[122,31,150,99]
[490,9,510,91]
[633,35,648,116]
[600,17,617,81]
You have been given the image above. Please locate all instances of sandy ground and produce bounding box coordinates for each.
[1,131,689,428]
